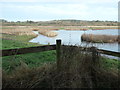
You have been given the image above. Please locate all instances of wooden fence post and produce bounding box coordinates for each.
[91,47,97,62]
[56,39,61,70]
[91,46,98,87]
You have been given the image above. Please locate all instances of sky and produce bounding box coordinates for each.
[0,0,119,21]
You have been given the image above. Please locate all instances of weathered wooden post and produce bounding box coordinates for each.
[91,46,98,87]
[56,39,61,70]
[92,47,100,66]
[91,46,98,63]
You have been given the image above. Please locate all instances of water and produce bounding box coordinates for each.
[30,29,119,53]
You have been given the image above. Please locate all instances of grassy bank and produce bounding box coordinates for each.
[2,39,37,50]
[2,34,56,74]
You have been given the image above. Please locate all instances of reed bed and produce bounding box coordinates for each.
[1,28,36,36]
[1,26,118,37]
[2,26,118,31]
[81,34,120,43]
[39,30,58,37]
[1,26,58,37]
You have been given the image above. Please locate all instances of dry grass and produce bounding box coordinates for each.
[2,46,119,88]
[81,34,119,43]
[1,28,37,36]
[1,26,58,37]
[118,35,120,43]
[1,26,118,38]
[39,30,58,37]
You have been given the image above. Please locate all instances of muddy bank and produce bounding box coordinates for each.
[81,34,120,43]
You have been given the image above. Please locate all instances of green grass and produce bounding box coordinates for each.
[2,38,40,50]
[2,39,33,49]
[2,34,56,73]
[2,50,56,73]
[100,57,119,72]
[1,34,39,50]
[2,33,37,42]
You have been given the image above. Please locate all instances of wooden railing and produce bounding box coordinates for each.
[0,40,120,58]
[1,45,56,57]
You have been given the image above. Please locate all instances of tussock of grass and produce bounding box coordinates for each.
[2,46,119,88]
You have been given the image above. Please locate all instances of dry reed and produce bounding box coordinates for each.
[39,30,58,37]
[81,34,119,43]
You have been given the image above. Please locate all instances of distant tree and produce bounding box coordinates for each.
[17,21,21,23]
[27,20,34,23]
[95,20,100,22]
[0,19,8,22]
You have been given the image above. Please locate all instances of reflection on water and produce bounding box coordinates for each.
[30,29,119,52]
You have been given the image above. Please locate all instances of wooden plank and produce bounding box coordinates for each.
[62,45,120,57]
[1,45,56,57]
[1,44,119,58]
[98,49,120,57]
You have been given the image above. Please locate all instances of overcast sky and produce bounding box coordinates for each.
[0,0,119,21]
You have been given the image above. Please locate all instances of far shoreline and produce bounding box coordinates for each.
[1,25,118,31]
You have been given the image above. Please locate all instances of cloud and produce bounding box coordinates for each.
[1,0,118,21]
[1,0,119,3]
[1,3,88,16]
[0,0,37,2]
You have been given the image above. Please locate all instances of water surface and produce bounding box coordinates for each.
[30,29,119,52]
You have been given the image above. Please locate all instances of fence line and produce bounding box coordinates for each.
[98,49,120,58]
[0,40,120,58]
[1,45,56,57]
